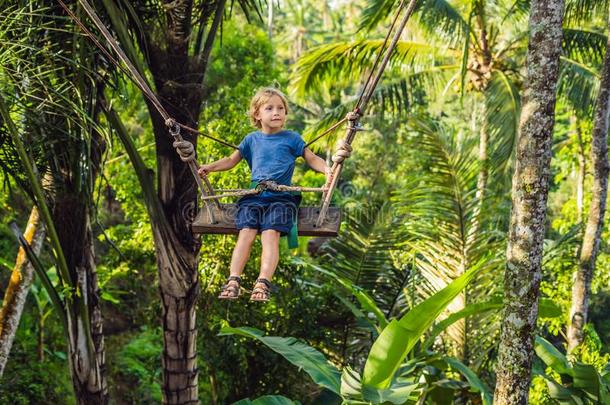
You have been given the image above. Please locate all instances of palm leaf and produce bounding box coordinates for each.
[360,0,468,47]
[484,70,521,174]
[392,115,507,364]
[444,357,492,405]
[290,40,457,101]
[423,297,562,349]
[563,29,607,68]
[558,56,600,116]
[299,261,389,331]
[564,0,609,27]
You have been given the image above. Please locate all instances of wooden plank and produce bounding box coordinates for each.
[191,204,341,237]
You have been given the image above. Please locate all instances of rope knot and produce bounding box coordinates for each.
[332,139,353,164]
[346,110,361,121]
[165,118,180,136]
[256,180,279,192]
[172,140,196,162]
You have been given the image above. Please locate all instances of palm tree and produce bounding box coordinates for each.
[289,0,528,362]
[393,116,507,363]
[567,20,610,352]
[493,0,565,403]
[88,1,263,402]
[289,0,604,366]
[0,3,108,402]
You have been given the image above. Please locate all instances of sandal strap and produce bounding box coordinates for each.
[255,278,272,289]
[251,286,270,295]
[227,275,242,283]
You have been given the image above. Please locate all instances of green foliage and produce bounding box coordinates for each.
[2,1,610,404]
[362,262,484,389]
[233,396,302,405]
[0,307,73,405]
[109,328,163,404]
[222,260,489,403]
[534,336,610,404]
[220,326,342,395]
[0,351,74,405]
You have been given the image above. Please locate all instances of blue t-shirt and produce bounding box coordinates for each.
[238,130,306,186]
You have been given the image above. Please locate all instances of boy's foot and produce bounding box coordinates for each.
[250,278,272,302]
[219,275,242,300]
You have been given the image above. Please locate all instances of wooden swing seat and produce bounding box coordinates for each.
[192,204,341,236]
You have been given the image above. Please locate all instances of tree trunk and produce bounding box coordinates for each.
[472,109,489,237]
[53,196,108,405]
[0,207,45,376]
[104,98,201,404]
[145,6,206,402]
[493,1,564,404]
[107,1,227,401]
[572,115,585,221]
[567,30,610,352]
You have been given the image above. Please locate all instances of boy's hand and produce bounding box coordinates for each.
[198,164,212,178]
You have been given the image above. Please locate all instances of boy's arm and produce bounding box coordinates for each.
[303,148,332,184]
[198,150,242,177]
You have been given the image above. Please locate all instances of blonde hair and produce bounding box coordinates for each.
[249,87,289,128]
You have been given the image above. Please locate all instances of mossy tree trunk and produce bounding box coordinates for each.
[0,207,45,376]
[492,1,565,404]
[567,28,610,352]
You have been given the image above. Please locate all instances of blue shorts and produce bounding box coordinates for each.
[236,191,300,235]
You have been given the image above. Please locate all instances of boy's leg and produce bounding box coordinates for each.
[252,229,281,300]
[220,228,258,298]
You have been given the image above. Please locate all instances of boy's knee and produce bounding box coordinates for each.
[239,228,258,242]
[261,229,281,241]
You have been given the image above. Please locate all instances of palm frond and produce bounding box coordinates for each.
[309,199,409,365]
[563,29,607,69]
[300,66,456,149]
[415,0,469,46]
[484,70,521,173]
[290,40,456,101]
[564,0,609,27]
[360,0,468,47]
[557,56,600,116]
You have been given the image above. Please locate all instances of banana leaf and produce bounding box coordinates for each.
[424,297,562,349]
[219,326,341,395]
[362,259,485,389]
[444,357,492,405]
[232,395,301,405]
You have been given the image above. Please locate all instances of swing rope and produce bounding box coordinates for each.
[316,0,418,226]
[58,0,419,220]
[56,0,223,223]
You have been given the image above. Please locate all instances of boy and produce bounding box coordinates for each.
[198,87,331,301]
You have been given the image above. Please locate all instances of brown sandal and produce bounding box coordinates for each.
[219,275,242,300]
[250,278,272,302]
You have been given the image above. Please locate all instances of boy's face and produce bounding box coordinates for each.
[255,95,287,133]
